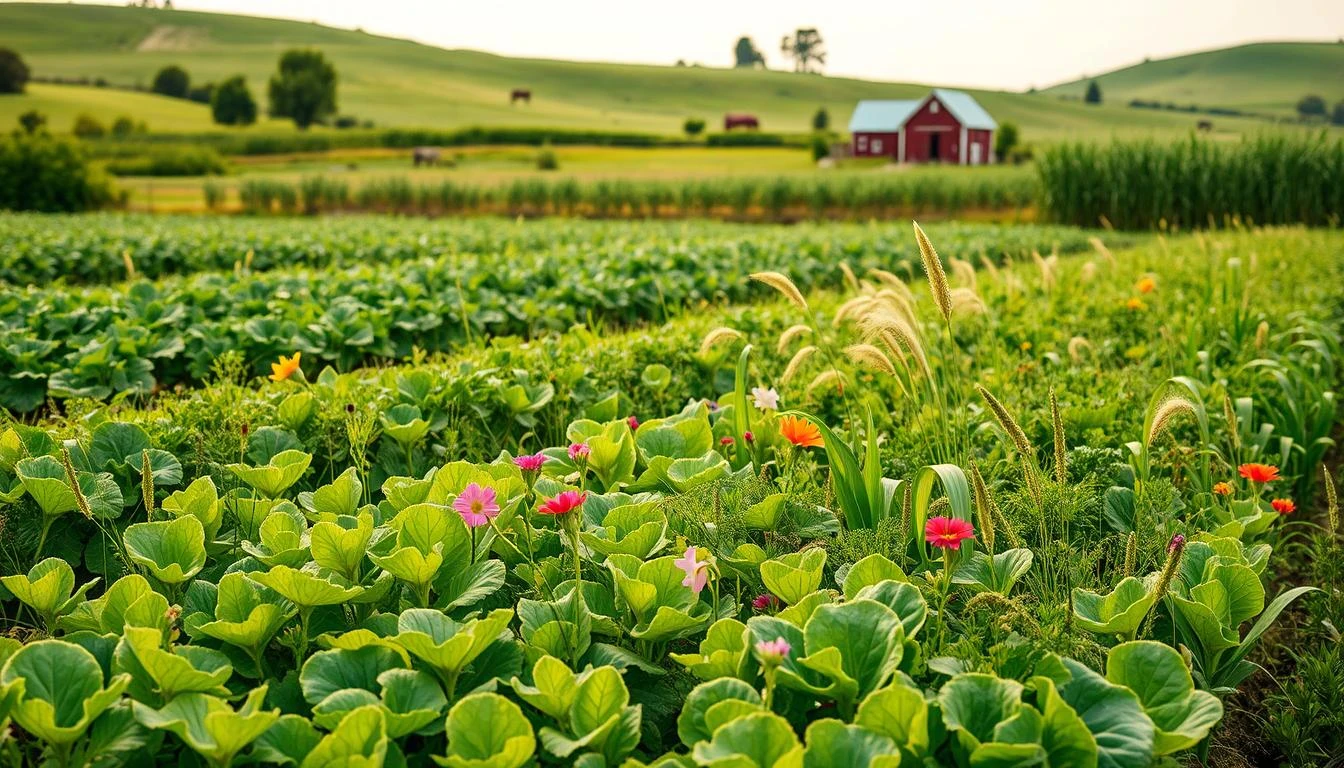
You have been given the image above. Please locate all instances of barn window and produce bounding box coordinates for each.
[930,101,940,114]
[872,139,883,153]
[857,136,868,152]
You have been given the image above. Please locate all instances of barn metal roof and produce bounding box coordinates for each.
[848,100,921,132]
[930,89,998,130]
[849,90,997,132]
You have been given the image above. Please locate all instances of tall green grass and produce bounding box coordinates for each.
[1039,133,1344,229]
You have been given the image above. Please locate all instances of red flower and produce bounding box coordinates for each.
[752,593,781,612]
[719,436,735,446]
[1238,463,1279,484]
[1271,498,1296,515]
[627,416,640,430]
[924,516,974,549]
[539,490,587,516]
[779,415,824,449]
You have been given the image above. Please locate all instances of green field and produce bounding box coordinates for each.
[1047,42,1344,115]
[0,2,1332,141]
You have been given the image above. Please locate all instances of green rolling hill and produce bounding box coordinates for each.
[0,2,1334,141]
[1046,42,1344,116]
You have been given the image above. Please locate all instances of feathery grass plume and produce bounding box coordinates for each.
[1145,396,1197,447]
[776,324,813,353]
[698,327,744,355]
[122,249,136,280]
[750,271,809,311]
[949,287,986,316]
[838,261,859,292]
[1050,388,1068,484]
[871,289,918,325]
[1088,237,1114,265]
[833,296,875,327]
[898,484,912,566]
[806,369,845,397]
[867,268,908,292]
[1067,336,1092,362]
[859,308,929,376]
[1098,214,1114,231]
[1031,250,1056,290]
[1143,535,1186,637]
[1222,394,1241,452]
[949,257,977,288]
[978,254,1001,279]
[61,446,94,520]
[1324,464,1338,543]
[912,221,952,324]
[1254,320,1269,350]
[1122,532,1137,577]
[1079,261,1098,284]
[844,344,897,376]
[970,465,997,555]
[141,449,155,521]
[782,345,818,383]
[975,385,1033,457]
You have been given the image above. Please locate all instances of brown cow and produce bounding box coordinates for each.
[412,147,441,167]
[724,113,759,131]
[511,89,531,104]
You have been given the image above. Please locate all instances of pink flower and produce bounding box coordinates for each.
[568,443,591,461]
[627,415,640,430]
[743,431,755,443]
[924,516,975,549]
[755,637,790,662]
[539,490,586,516]
[453,483,499,528]
[719,436,735,446]
[751,387,780,411]
[752,594,780,612]
[513,452,547,472]
[674,545,710,594]
[1168,533,1186,553]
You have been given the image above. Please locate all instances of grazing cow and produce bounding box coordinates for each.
[1197,119,1213,132]
[511,89,531,104]
[724,113,759,131]
[412,147,441,167]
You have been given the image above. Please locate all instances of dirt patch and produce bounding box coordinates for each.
[135,25,208,52]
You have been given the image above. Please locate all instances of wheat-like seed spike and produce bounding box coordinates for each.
[698,327,744,355]
[1324,464,1338,543]
[1254,320,1268,350]
[141,449,156,521]
[1222,394,1240,452]
[122,249,136,280]
[838,262,859,292]
[782,345,818,383]
[750,271,809,311]
[1051,388,1068,484]
[978,254,1001,279]
[833,296,873,326]
[776,324,812,353]
[949,257,977,288]
[806,369,844,397]
[976,384,1033,457]
[970,465,996,555]
[61,446,94,520]
[912,221,952,324]
[867,268,906,289]
[1123,532,1137,577]
[1067,336,1092,362]
[1146,397,1197,446]
[844,344,896,376]
[949,287,986,316]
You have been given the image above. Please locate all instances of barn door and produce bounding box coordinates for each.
[970,142,982,165]
[929,133,941,161]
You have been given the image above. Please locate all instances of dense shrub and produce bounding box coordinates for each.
[103,146,227,177]
[151,65,190,99]
[683,117,706,136]
[71,113,105,138]
[0,47,30,94]
[187,82,215,105]
[706,131,786,147]
[536,144,558,170]
[211,75,257,126]
[0,133,115,212]
[17,110,46,134]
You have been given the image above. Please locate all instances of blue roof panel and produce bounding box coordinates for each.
[848,100,921,132]
[930,89,998,130]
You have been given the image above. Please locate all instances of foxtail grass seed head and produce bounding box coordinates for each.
[776,324,812,353]
[949,287,986,316]
[1051,388,1067,484]
[844,344,896,376]
[1146,397,1197,447]
[838,262,859,291]
[1222,395,1241,452]
[1324,465,1338,543]
[899,484,912,547]
[122,249,136,280]
[61,445,94,520]
[1067,336,1092,362]
[1150,534,1186,607]
[1123,532,1137,577]
[976,384,1033,458]
[806,369,844,397]
[782,345,818,383]
[1255,321,1269,350]
[141,449,155,520]
[1079,261,1098,284]
[699,327,744,356]
[978,254,1001,278]
[912,221,952,324]
[750,271,809,312]
[949,257,977,288]
[970,465,996,555]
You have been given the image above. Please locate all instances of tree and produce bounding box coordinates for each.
[1332,101,1344,127]
[683,117,706,136]
[17,110,46,134]
[268,49,337,129]
[187,83,215,104]
[110,116,138,137]
[734,36,765,68]
[1084,80,1102,105]
[212,76,257,126]
[780,28,825,73]
[994,121,1020,162]
[72,114,105,139]
[152,65,190,99]
[812,107,829,131]
[1296,94,1326,119]
[0,48,30,94]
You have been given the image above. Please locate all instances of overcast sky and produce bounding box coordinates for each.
[26,0,1344,90]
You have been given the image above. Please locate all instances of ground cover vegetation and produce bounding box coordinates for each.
[0,218,1340,766]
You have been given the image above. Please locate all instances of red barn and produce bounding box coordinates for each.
[848,89,996,165]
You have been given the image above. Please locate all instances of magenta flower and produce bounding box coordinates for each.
[539,490,587,516]
[513,452,547,472]
[674,545,711,594]
[453,483,500,528]
[925,516,975,549]
[568,443,591,461]
[1168,533,1186,553]
[743,431,755,443]
[627,415,640,430]
[755,637,791,662]
[752,593,780,612]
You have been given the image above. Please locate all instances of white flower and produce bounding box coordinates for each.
[751,386,780,411]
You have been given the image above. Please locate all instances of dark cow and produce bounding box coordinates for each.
[1197,119,1213,132]
[724,113,759,131]
[511,89,531,104]
[412,147,441,167]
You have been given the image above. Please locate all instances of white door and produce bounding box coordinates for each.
[970,142,982,165]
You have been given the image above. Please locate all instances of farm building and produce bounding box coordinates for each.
[849,89,996,165]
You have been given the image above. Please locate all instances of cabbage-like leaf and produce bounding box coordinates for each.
[1,557,98,631]
[953,549,1034,595]
[1057,659,1155,768]
[250,565,363,610]
[435,692,535,768]
[760,549,827,606]
[855,683,930,758]
[802,719,899,768]
[251,714,322,766]
[114,626,232,704]
[938,674,1024,750]
[782,600,904,715]
[670,618,749,681]
[1071,576,1157,637]
[298,467,363,520]
[161,477,223,542]
[196,572,294,675]
[123,516,207,585]
[690,711,802,767]
[678,678,762,746]
[299,704,388,768]
[0,640,130,746]
[1104,641,1222,755]
[840,554,907,599]
[310,513,375,581]
[133,685,278,767]
[393,608,514,698]
[227,450,312,498]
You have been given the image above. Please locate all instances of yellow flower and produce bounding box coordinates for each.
[1125,297,1145,311]
[1136,276,1156,294]
[1019,341,1033,352]
[270,352,302,382]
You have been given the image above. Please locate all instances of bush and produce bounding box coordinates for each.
[705,132,785,147]
[0,48,30,94]
[683,118,706,136]
[994,121,1020,162]
[202,179,225,210]
[0,133,115,211]
[333,115,360,129]
[1084,80,1102,105]
[17,110,46,135]
[812,107,829,131]
[1333,101,1344,127]
[110,116,144,137]
[104,147,227,177]
[211,76,257,126]
[536,145,558,171]
[151,65,190,99]
[72,114,106,139]
[810,134,830,162]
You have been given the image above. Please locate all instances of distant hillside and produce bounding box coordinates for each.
[1046,42,1344,116]
[0,3,1329,141]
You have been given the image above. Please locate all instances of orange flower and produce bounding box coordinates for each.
[1238,463,1279,484]
[1125,297,1145,311]
[1212,481,1233,496]
[779,415,823,449]
[270,352,302,382]
[1136,276,1156,294]
[1270,498,1296,515]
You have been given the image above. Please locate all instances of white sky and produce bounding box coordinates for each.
[26,0,1344,90]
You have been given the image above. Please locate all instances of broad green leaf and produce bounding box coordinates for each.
[114,626,232,703]
[251,714,322,766]
[1057,659,1154,768]
[227,450,312,498]
[794,600,904,708]
[299,705,389,768]
[1104,641,1222,755]
[311,513,375,580]
[691,711,802,767]
[855,683,929,756]
[300,645,408,706]
[938,674,1024,748]
[1,557,97,629]
[435,692,535,768]
[678,678,762,746]
[133,685,278,767]
[250,565,363,610]
[299,467,364,519]
[123,516,207,584]
[801,719,898,768]
[670,619,749,681]
[161,477,223,542]
[953,549,1034,596]
[840,554,907,600]
[760,549,827,606]
[393,608,513,694]
[0,639,130,746]
[1071,576,1157,637]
